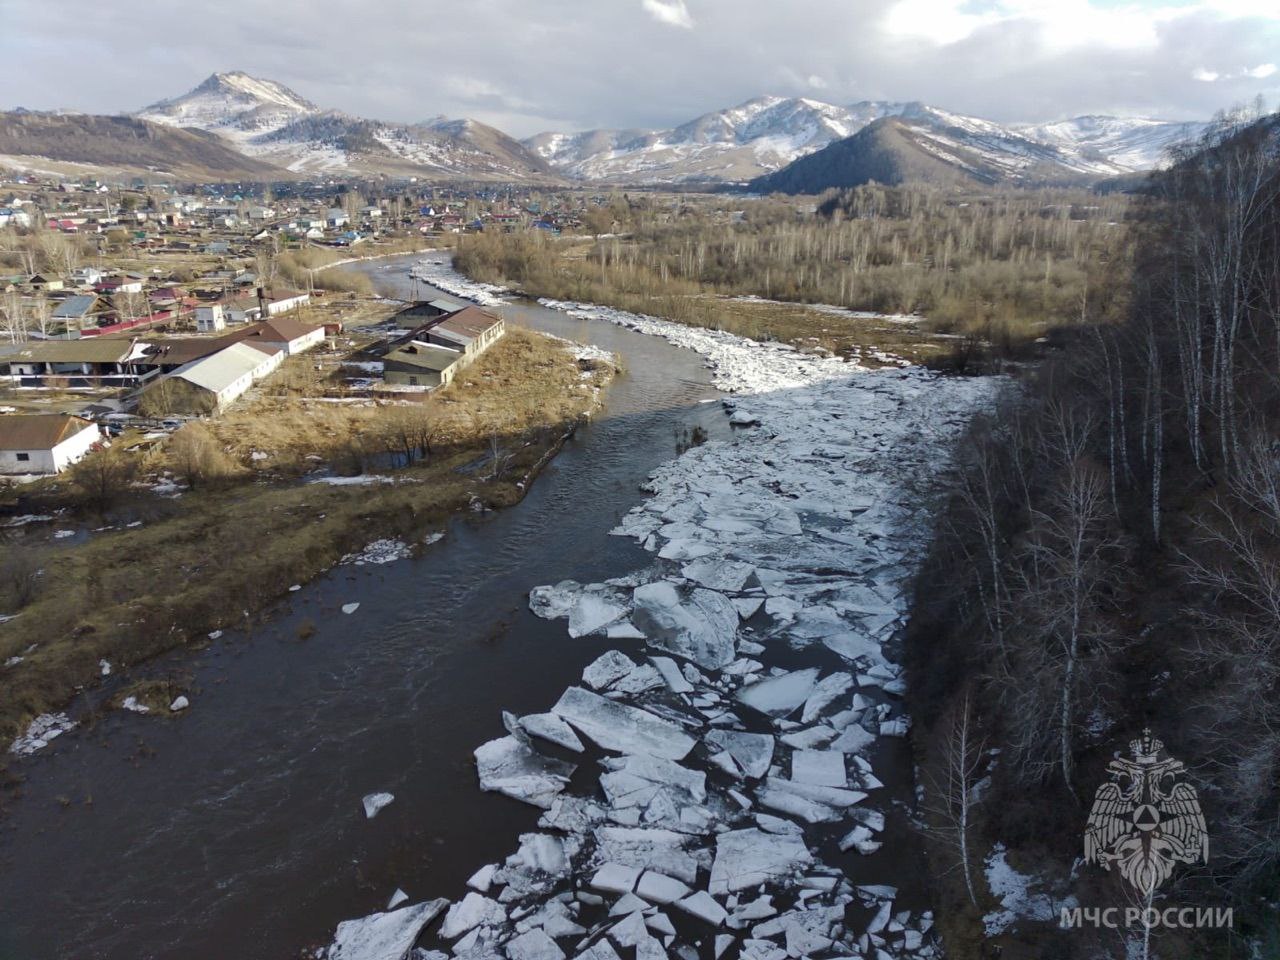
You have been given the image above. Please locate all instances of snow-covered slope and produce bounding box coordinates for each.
[138,71,316,137]
[138,72,557,180]
[524,97,913,183]
[1016,115,1207,171]
[527,96,1205,184]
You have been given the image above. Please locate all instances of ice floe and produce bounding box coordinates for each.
[9,713,75,756]
[326,899,448,960]
[324,259,998,960]
[362,792,395,820]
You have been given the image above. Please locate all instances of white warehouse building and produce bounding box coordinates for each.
[0,414,101,475]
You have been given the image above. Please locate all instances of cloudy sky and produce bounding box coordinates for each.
[2,0,1278,136]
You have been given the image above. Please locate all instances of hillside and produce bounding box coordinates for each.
[905,111,1280,954]
[0,111,281,180]
[138,72,558,181]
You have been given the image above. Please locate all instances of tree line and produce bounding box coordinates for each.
[453,184,1133,352]
[906,107,1280,955]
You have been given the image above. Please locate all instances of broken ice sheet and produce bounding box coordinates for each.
[582,650,638,690]
[519,713,586,753]
[790,750,847,787]
[709,827,812,896]
[528,580,584,621]
[703,729,775,780]
[551,687,695,760]
[632,582,738,670]
[474,735,576,809]
[361,792,394,820]
[506,928,566,960]
[569,591,629,638]
[734,668,820,719]
[326,898,448,960]
[680,558,755,593]
[600,753,706,813]
[439,891,506,939]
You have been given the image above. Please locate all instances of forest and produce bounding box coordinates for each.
[906,110,1280,956]
[453,185,1134,359]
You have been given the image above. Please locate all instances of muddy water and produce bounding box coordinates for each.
[0,256,734,960]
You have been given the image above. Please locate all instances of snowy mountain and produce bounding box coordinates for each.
[1016,115,1207,171]
[138,71,316,138]
[527,96,1205,185]
[137,72,556,180]
[524,97,914,183]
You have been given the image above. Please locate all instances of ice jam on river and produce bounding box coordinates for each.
[322,260,998,960]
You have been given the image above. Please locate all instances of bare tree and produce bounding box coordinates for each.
[998,408,1126,791]
[925,689,986,906]
[1,290,28,343]
[69,446,138,514]
[166,423,235,490]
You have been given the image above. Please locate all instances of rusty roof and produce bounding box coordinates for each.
[435,305,502,339]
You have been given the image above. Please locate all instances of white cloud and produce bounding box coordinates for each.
[1193,62,1276,82]
[642,0,695,29]
[807,74,829,89]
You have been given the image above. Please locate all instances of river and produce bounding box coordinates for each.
[0,255,736,960]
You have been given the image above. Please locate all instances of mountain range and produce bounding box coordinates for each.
[0,71,1207,188]
[135,72,555,181]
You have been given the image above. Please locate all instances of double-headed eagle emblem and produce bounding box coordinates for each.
[1084,729,1208,896]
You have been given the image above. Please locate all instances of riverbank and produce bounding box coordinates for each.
[321,260,1000,959]
[0,328,616,763]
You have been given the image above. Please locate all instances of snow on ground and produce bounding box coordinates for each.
[982,843,1074,936]
[411,257,511,307]
[322,261,997,958]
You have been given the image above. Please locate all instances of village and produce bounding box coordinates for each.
[0,170,613,478]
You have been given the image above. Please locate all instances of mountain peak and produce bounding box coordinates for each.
[143,71,317,120]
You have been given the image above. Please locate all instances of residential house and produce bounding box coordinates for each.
[247,206,275,221]
[148,286,188,307]
[325,207,350,229]
[95,277,144,295]
[71,266,104,286]
[0,414,101,475]
[51,294,105,330]
[0,208,31,229]
[28,274,64,292]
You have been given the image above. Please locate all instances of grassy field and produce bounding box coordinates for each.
[0,328,614,752]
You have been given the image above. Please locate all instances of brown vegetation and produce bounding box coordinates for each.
[453,185,1132,363]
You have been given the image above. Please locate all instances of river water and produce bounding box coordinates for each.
[0,255,736,960]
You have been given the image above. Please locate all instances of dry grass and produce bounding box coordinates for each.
[0,329,614,750]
